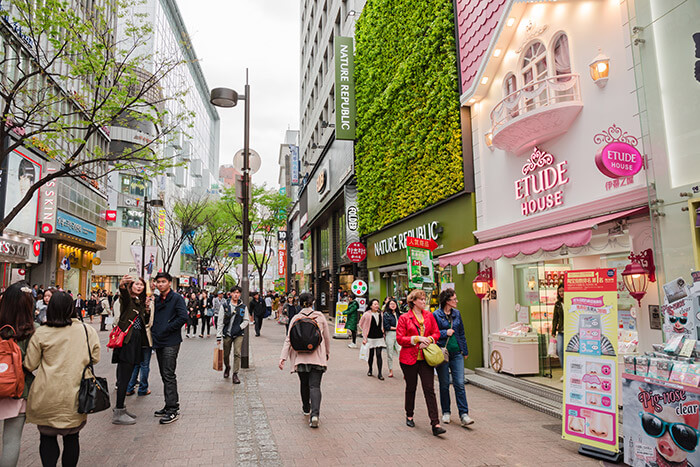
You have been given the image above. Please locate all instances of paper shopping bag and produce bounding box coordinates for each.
[213,345,223,371]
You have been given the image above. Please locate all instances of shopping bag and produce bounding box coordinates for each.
[359,343,369,361]
[548,337,558,357]
[213,345,223,371]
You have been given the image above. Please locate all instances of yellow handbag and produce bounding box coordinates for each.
[423,343,446,367]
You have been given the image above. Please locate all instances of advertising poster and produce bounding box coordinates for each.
[623,375,700,467]
[334,302,348,338]
[406,237,435,290]
[130,245,157,280]
[3,148,41,235]
[562,269,619,452]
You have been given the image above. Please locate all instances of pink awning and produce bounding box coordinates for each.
[439,207,648,267]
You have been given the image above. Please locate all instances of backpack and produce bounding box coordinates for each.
[0,325,24,398]
[289,312,322,353]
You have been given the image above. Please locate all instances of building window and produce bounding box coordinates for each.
[503,72,519,118]
[120,175,146,197]
[120,207,144,228]
[521,41,548,110]
[553,33,572,83]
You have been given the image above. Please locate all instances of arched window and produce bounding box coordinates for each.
[503,73,519,117]
[553,34,571,80]
[521,41,548,110]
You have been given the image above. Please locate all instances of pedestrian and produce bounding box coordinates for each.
[216,287,250,384]
[111,275,151,425]
[433,288,474,427]
[396,289,445,436]
[151,272,188,424]
[383,298,400,378]
[343,294,359,348]
[265,292,273,319]
[73,293,86,321]
[250,291,266,336]
[125,282,155,399]
[35,288,52,325]
[0,282,37,467]
[552,284,565,382]
[283,296,299,334]
[186,292,199,338]
[86,292,97,323]
[272,294,280,320]
[201,290,213,337]
[359,298,386,380]
[99,292,110,331]
[278,292,331,428]
[24,291,100,466]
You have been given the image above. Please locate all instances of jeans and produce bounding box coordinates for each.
[127,347,152,394]
[556,332,564,365]
[436,353,469,416]
[385,331,399,370]
[155,344,180,412]
[254,314,264,336]
[400,360,439,426]
[201,314,212,335]
[223,335,244,373]
[1,414,25,467]
[298,369,324,417]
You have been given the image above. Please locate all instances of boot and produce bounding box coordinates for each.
[232,373,241,384]
[112,408,136,425]
[125,408,137,419]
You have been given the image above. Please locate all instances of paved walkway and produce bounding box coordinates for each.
[9,317,605,466]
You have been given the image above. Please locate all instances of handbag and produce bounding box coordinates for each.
[106,319,133,349]
[423,343,446,367]
[78,324,110,414]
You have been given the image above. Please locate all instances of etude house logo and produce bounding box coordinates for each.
[593,125,644,179]
[515,147,569,217]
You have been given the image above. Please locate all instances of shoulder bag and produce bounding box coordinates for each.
[412,317,445,367]
[78,324,110,414]
[106,319,133,349]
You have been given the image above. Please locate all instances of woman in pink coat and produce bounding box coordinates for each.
[279,292,331,428]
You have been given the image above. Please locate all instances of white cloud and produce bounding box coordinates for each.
[177,0,300,189]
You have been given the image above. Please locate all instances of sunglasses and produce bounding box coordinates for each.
[639,412,700,453]
[669,316,688,325]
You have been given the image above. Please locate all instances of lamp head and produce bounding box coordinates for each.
[149,199,164,208]
[210,87,239,108]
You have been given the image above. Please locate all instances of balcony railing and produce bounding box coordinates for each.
[489,73,583,154]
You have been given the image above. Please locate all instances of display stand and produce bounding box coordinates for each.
[578,444,623,463]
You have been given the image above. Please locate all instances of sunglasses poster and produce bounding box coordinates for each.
[623,376,700,466]
[562,269,619,452]
[662,297,696,340]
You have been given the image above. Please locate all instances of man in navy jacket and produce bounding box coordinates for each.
[152,272,188,424]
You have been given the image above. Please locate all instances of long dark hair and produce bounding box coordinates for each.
[0,281,36,341]
[556,284,564,303]
[46,291,75,327]
[383,298,399,315]
[130,277,147,303]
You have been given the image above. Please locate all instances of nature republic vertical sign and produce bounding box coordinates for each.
[335,36,355,140]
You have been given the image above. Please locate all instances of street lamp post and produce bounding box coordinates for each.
[141,195,164,278]
[210,69,251,369]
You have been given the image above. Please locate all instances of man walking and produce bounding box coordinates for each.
[216,286,250,384]
[151,272,188,424]
[73,293,86,320]
[264,292,273,319]
[250,291,266,336]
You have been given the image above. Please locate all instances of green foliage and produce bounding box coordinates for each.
[354,0,463,234]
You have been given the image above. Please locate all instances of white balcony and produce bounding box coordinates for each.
[489,73,583,155]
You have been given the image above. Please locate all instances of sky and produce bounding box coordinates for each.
[176,0,300,189]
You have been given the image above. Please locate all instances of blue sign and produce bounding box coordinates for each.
[228,252,241,258]
[56,211,97,242]
[181,243,194,255]
[290,144,300,185]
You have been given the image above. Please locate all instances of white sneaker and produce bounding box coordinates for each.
[309,416,319,428]
[461,414,475,426]
[347,343,357,348]
[442,413,451,424]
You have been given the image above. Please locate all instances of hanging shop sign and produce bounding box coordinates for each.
[351,279,367,296]
[278,248,287,276]
[344,185,359,246]
[373,221,440,257]
[290,144,300,185]
[334,36,356,140]
[56,211,97,242]
[562,269,619,453]
[515,147,569,217]
[346,242,367,263]
[594,125,644,179]
[406,236,438,290]
[39,162,59,234]
[157,209,166,235]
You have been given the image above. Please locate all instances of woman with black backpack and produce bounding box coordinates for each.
[278,292,330,429]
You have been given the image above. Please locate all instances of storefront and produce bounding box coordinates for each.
[366,192,482,369]
[445,0,658,387]
[0,234,42,288]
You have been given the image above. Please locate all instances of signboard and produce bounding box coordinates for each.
[356,297,367,312]
[346,242,366,263]
[157,209,166,235]
[130,245,157,279]
[516,147,569,217]
[334,302,349,338]
[2,147,41,235]
[278,248,287,276]
[334,36,356,140]
[351,279,367,296]
[594,125,643,179]
[290,144,300,185]
[344,185,359,248]
[39,162,59,234]
[104,210,117,222]
[56,211,97,242]
[406,236,437,289]
[373,221,440,257]
[562,269,619,453]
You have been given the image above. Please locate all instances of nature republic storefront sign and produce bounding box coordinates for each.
[373,221,440,257]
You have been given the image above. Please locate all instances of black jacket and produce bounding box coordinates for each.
[152,289,188,349]
[250,298,266,317]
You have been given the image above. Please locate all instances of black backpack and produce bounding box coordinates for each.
[289,311,322,353]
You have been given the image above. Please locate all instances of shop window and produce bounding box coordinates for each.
[337,211,346,257]
[521,41,548,111]
[514,260,571,335]
[320,226,330,270]
[120,207,144,228]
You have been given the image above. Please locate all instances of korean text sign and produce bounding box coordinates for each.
[405,236,434,289]
[562,269,619,452]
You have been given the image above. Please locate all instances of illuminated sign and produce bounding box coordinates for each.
[515,147,569,217]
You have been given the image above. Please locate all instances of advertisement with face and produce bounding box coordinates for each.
[3,148,41,235]
[623,376,700,467]
[562,269,619,452]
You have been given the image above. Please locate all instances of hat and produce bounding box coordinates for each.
[217,290,224,295]
[154,272,172,282]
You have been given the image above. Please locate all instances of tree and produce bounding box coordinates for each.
[0,0,192,232]
[222,184,291,293]
[147,193,211,274]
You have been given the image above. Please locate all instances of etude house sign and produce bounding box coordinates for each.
[593,125,643,179]
[373,221,440,256]
[515,147,569,217]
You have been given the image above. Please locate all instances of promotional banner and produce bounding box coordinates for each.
[334,36,355,140]
[334,302,348,338]
[130,245,157,279]
[562,269,619,452]
[157,209,166,235]
[290,144,300,185]
[405,237,437,290]
[278,248,286,277]
[623,375,700,467]
[2,147,41,235]
[39,161,59,235]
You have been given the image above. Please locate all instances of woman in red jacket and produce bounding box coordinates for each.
[396,289,446,436]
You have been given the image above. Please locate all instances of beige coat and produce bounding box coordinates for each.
[24,319,100,429]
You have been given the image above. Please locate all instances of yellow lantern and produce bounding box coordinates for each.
[589,50,610,88]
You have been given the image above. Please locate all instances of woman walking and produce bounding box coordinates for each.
[0,282,37,466]
[433,288,474,427]
[279,292,331,428]
[86,293,97,323]
[111,275,151,424]
[34,289,52,325]
[24,291,100,467]
[359,299,385,380]
[396,289,445,436]
[343,294,359,348]
[383,298,400,378]
[200,291,211,338]
[186,292,200,338]
[552,284,565,382]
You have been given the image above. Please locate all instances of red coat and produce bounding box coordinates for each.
[396,310,440,365]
